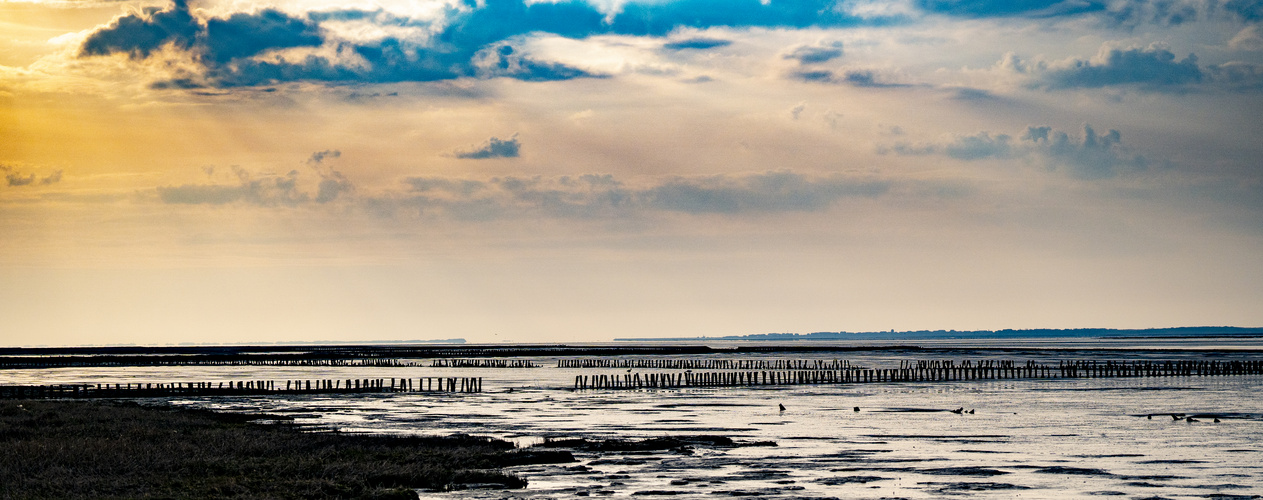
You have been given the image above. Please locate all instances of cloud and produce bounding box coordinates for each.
[1017,44,1263,92]
[1026,125,1149,178]
[156,161,354,205]
[782,41,844,64]
[6,172,36,187]
[1207,61,1263,90]
[882,124,1150,178]
[841,70,912,87]
[1229,26,1263,51]
[918,0,1256,26]
[77,0,886,88]
[307,150,341,165]
[1225,0,1263,22]
[157,183,253,204]
[2,165,63,187]
[915,0,1106,18]
[302,150,353,203]
[201,9,323,64]
[943,132,1014,160]
[393,171,889,219]
[1039,45,1203,91]
[663,37,733,50]
[1102,0,1209,26]
[453,135,522,159]
[41,170,64,185]
[790,101,807,119]
[642,171,888,213]
[78,0,200,59]
[475,45,602,81]
[316,173,352,203]
[792,68,912,87]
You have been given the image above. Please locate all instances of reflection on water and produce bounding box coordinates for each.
[3,341,1262,499]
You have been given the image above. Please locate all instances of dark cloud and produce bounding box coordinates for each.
[79,0,885,88]
[307,150,341,165]
[1225,0,1263,21]
[394,171,889,218]
[79,0,199,59]
[663,37,733,50]
[2,166,62,187]
[1040,46,1203,91]
[788,69,911,87]
[202,9,322,64]
[782,41,844,64]
[606,0,869,36]
[453,135,521,159]
[915,0,1106,18]
[791,69,838,82]
[842,70,912,87]
[6,171,36,187]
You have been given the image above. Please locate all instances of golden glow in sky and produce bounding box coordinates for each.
[3,0,1263,345]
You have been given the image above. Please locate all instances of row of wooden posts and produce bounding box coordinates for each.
[0,377,482,399]
[573,359,1263,390]
[0,357,424,369]
[558,358,854,370]
[431,359,537,368]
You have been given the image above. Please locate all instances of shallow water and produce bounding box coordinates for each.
[3,342,1262,499]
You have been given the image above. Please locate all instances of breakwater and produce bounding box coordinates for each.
[558,358,854,370]
[572,359,1263,390]
[0,377,482,399]
[432,359,537,368]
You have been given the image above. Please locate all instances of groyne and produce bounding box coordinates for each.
[0,377,482,399]
[572,359,1263,390]
[558,358,854,370]
[432,359,537,368]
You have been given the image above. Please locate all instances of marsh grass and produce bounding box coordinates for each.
[0,400,564,499]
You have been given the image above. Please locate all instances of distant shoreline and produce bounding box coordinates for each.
[615,326,1263,342]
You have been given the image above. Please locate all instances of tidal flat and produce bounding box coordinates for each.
[3,342,1263,499]
[0,399,569,499]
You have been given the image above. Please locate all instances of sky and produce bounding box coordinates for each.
[2,0,1262,346]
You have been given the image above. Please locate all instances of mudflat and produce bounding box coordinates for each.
[0,399,570,500]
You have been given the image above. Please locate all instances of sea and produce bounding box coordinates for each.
[3,338,1262,499]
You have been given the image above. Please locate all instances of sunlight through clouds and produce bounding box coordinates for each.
[2,0,1262,344]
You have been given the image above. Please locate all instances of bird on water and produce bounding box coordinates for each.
[778,404,786,412]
